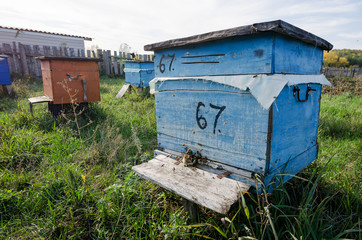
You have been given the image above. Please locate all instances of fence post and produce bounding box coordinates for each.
[113,51,119,75]
[18,43,29,75]
[97,49,103,74]
[12,42,21,73]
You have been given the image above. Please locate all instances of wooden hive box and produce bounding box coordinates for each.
[0,55,11,85]
[133,20,333,214]
[124,61,154,87]
[37,56,101,104]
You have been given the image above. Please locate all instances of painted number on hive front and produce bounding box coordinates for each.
[159,54,175,73]
[196,102,226,134]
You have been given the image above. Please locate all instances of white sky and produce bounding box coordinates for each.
[1,0,361,53]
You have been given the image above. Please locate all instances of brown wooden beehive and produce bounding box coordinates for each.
[37,56,101,104]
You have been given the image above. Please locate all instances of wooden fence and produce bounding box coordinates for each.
[322,67,362,78]
[0,42,154,77]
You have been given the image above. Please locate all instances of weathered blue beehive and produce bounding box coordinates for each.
[124,61,154,87]
[133,20,333,214]
[0,55,11,85]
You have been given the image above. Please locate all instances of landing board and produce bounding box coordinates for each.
[116,84,131,98]
[132,154,250,214]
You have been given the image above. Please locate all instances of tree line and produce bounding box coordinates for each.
[323,49,362,68]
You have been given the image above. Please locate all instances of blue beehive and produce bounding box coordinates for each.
[0,55,11,85]
[133,20,333,214]
[124,61,154,87]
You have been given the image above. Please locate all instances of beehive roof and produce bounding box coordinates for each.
[0,26,92,41]
[144,20,333,51]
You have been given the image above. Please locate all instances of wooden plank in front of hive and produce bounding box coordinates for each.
[153,33,274,77]
[155,89,269,173]
[132,154,250,214]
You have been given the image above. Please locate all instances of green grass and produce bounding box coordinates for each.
[0,76,361,239]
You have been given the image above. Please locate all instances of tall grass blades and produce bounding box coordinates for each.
[0,75,360,239]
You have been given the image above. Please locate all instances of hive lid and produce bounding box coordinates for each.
[144,20,333,51]
[150,74,332,109]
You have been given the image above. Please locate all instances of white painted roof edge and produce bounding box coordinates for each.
[149,74,331,109]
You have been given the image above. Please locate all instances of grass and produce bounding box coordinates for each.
[0,75,361,239]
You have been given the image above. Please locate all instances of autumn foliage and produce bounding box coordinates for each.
[323,49,362,68]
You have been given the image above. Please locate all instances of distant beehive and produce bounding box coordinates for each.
[0,55,11,85]
[38,56,101,104]
[133,20,333,214]
[124,61,154,87]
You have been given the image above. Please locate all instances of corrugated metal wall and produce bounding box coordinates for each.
[0,28,85,55]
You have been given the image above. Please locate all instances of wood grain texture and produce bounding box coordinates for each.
[115,83,130,98]
[39,59,100,104]
[155,81,269,173]
[263,144,318,189]
[153,33,324,77]
[28,95,51,104]
[153,149,258,187]
[154,33,273,77]
[274,34,323,74]
[267,84,322,173]
[132,153,250,214]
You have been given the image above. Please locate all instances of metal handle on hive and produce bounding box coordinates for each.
[293,84,316,102]
[66,73,82,82]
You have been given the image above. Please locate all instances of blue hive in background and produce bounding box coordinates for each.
[0,55,11,85]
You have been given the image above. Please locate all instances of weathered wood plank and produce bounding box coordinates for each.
[113,51,119,75]
[2,44,15,73]
[154,33,273,77]
[264,144,318,188]
[155,88,269,173]
[18,43,29,74]
[132,153,250,214]
[154,149,254,179]
[268,84,322,173]
[28,95,51,104]
[12,42,21,73]
[115,83,130,98]
[106,50,111,74]
[274,34,323,75]
[97,49,103,72]
[43,46,51,56]
[28,95,51,115]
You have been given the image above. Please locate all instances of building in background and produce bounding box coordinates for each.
[0,26,91,55]
[0,26,92,76]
